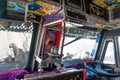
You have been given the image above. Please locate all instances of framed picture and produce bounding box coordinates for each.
[43,30,57,54]
[40,25,62,57]
[4,0,26,21]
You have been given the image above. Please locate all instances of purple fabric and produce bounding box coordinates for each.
[43,68,60,73]
[0,69,29,80]
[66,62,81,68]
[0,66,76,80]
[66,60,94,68]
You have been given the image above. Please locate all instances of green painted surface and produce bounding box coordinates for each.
[0,0,6,18]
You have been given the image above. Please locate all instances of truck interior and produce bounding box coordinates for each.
[0,0,120,80]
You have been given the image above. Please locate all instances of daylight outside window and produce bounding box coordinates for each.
[103,40,115,64]
[63,37,96,60]
[62,28,99,61]
[0,20,33,71]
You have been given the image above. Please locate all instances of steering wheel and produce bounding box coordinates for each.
[84,61,120,77]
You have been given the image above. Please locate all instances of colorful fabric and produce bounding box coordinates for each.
[0,69,29,80]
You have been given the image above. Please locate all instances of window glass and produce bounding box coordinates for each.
[63,37,96,59]
[103,41,115,64]
[0,21,33,71]
[62,27,100,67]
[62,28,99,60]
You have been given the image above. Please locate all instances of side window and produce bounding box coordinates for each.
[103,40,115,64]
[0,21,33,71]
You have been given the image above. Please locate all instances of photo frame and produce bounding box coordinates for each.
[40,25,62,57]
[5,0,26,21]
[43,30,57,54]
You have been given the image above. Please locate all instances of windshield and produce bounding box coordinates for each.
[62,27,100,66]
[63,37,96,59]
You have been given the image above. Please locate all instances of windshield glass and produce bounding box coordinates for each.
[63,37,96,59]
[62,27,100,66]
